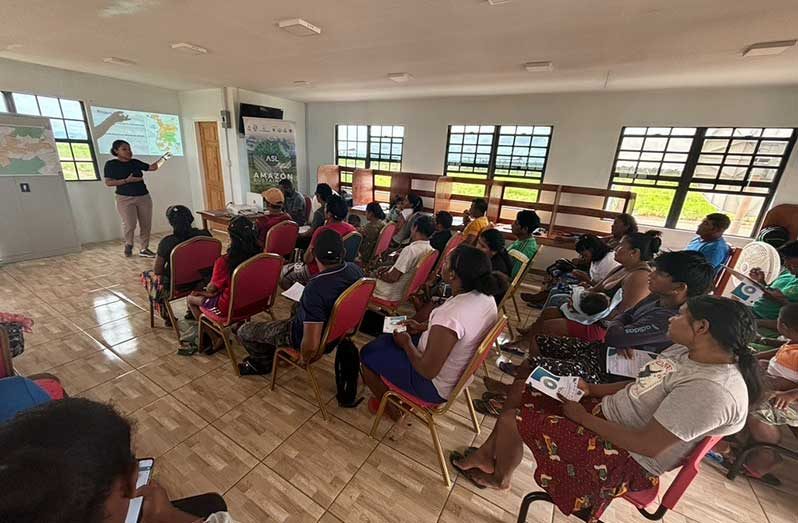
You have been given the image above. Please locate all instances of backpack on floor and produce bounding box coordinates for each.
[335,338,363,408]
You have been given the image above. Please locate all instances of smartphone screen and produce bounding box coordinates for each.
[124,458,154,523]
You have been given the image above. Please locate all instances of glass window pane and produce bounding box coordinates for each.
[12,93,40,115]
[618,151,639,161]
[667,138,694,152]
[500,125,516,134]
[647,127,671,136]
[702,139,728,153]
[60,99,84,120]
[37,96,62,118]
[672,127,697,136]
[61,162,78,180]
[451,125,465,134]
[750,168,777,182]
[621,137,644,150]
[65,120,88,139]
[56,142,73,160]
[719,166,747,180]
[394,126,404,138]
[643,137,668,151]
[694,165,719,179]
[370,125,382,136]
[71,143,93,161]
[624,127,647,135]
[0,96,7,112]
[733,128,762,137]
[758,141,787,155]
[76,162,97,180]
[534,126,552,135]
[706,128,733,137]
[763,128,793,138]
[753,156,782,167]
[640,152,663,162]
[50,119,67,139]
[676,193,762,237]
[612,185,674,227]
[729,140,757,154]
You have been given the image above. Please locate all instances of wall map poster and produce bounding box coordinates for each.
[243,117,297,193]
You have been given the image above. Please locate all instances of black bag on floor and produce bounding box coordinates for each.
[335,338,363,408]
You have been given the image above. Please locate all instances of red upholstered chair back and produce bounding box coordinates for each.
[170,237,223,295]
[342,232,363,262]
[661,435,723,509]
[224,253,283,324]
[403,250,440,301]
[442,232,466,260]
[264,220,299,257]
[314,278,377,361]
[0,327,14,379]
[304,195,312,223]
[373,222,397,260]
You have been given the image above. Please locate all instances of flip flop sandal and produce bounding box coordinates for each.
[499,361,518,376]
[474,398,504,417]
[176,344,198,356]
[501,344,527,357]
[449,451,485,490]
[481,391,507,402]
[741,465,782,487]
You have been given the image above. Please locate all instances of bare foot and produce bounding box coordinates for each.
[455,448,495,475]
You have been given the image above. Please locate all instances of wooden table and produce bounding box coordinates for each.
[197,210,265,231]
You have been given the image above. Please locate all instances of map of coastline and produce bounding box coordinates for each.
[91,106,184,156]
[0,125,61,176]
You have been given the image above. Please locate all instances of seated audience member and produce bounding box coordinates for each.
[486,251,714,403]
[748,240,798,332]
[347,214,362,228]
[605,212,639,249]
[686,213,732,270]
[507,210,540,278]
[719,303,798,483]
[458,198,490,245]
[478,228,513,278]
[374,215,436,302]
[514,231,661,346]
[184,216,260,354]
[141,205,211,326]
[255,188,291,248]
[359,202,386,265]
[297,183,334,250]
[0,376,53,423]
[392,193,424,245]
[281,195,355,289]
[237,230,364,375]
[430,211,454,254]
[279,178,307,226]
[385,194,406,223]
[0,398,235,523]
[453,295,758,522]
[361,245,507,417]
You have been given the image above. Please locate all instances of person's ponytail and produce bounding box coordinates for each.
[474,271,510,301]
[686,295,763,404]
[451,245,509,301]
[625,230,662,261]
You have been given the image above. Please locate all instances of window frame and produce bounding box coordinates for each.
[443,124,553,181]
[607,126,797,236]
[334,124,404,172]
[1,90,100,182]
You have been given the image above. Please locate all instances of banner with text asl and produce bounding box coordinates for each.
[243,117,297,194]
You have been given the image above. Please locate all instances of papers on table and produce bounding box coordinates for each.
[383,315,407,333]
[526,366,585,402]
[281,282,305,302]
[606,347,657,378]
[731,282,765,306]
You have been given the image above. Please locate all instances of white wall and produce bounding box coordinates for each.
[306,86,798,252]
[0,58,195,245]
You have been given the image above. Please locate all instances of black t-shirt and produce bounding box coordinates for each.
[104,159,150,196]
[157,229,213,284]
[430,230,452,252]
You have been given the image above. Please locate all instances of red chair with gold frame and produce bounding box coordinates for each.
[198,253,283,375]
[0,326,66,399]
[370,315,508,486]
[342,231,363,262]
[264,220,299,258]
[369,249,439,316]
[152,236,223,338]
[271,277,377,420]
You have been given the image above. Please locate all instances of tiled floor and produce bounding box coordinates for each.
[3,234,797,522]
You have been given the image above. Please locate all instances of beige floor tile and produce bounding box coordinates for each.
[23,306,82,348]
[81,370,166,414]
[751,479,798,523]
[275,356,337,407]
[65,299,144,330]
[384,409,480,478]
[110,332,180,368]
[318,513,344,523]
[138,352,224,392]
[668,467,768,523]
[324,393,396,439]
[225,464,326,523]
[50,349,134,394]
[46,288,123,315]
[87,312,152,348]
[172,367,267,422]
[265,413,379,508]
[439,485,517,523]
[11,330,106,375]
[214,387,318,459]
[330,445,451,523]
[155,425,258,499]
[130,395,208,458]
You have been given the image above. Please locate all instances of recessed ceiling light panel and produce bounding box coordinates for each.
[103,56,137,66]
[170,42,209,55]
[278,18,322,36]
[487,0,512,5]
[524,61,553,72]
[742,40,797,57]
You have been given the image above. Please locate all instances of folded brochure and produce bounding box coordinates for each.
[281,282,305,302]
[383,315,407,333]
[605,347,656,378]
[526,366,584,402]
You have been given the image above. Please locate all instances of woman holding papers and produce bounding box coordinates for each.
[103,140,170,258]
[451,295,761,522]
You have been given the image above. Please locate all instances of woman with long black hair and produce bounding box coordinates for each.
[103,140,169,258]
[451,295,760,522]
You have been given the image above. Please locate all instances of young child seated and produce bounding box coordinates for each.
[736,303,798,482]
[560,287,613,325]
[577,290,611,316]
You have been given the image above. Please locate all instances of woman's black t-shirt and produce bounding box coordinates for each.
[104,159,150,196]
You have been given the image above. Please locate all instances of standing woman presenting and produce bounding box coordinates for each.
[103,140,169,257]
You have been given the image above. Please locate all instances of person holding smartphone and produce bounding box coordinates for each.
[104,139,171,258]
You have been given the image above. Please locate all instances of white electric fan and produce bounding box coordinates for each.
[730,241,782,287]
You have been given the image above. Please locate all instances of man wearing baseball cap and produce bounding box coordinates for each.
[236,229,364,375]
[255,187,291,248]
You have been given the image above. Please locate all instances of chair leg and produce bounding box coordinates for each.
[512,294,522,321]
[306,367,328,421]
[221,327,239,376]
[149,298,155,328]
[428,416,451,487]
[463,387,480,435]
[517,492,553,523]
[369,393,390,439]
[165,300,180,340]
[482,360,491,380]
[270,351,282,391]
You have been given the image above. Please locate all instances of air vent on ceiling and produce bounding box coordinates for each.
[524,61,553,72]
[278,18,322,36]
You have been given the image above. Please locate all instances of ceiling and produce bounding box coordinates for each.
[2,0,798,102]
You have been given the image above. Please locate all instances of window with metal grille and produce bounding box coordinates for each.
[335,124,404,181]
[2,91,99,181]
[607,126,797,237]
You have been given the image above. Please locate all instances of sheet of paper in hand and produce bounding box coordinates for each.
[526,366,585,402]
[606,347,657,378]
[731,282,765,306]
[383,315,407,333]
[281,282,305,302]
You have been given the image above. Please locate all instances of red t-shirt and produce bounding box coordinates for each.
[308,221,356,275]
[209,255,232,312]
[256,212,291,247]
